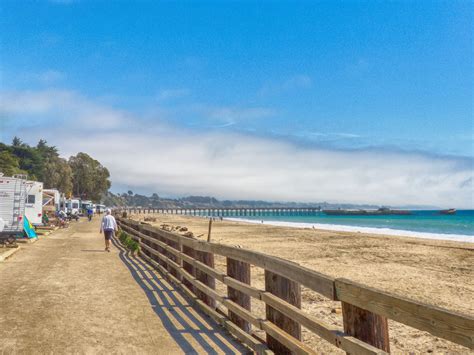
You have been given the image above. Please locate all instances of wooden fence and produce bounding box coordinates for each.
[116,217,473,354]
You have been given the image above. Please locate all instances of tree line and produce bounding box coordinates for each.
[0,137,111,202]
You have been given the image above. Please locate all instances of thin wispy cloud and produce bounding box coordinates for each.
[0,89,130,130]
[207,106,275,121]
[1,89,472,208]
[181,105,276,129]
[259,75,313,96]
[307,132,362,139]
[34,70,65,84]
[157,88,190,101]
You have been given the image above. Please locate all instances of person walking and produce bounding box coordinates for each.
[100,209,117,252]
[87,207,94,222]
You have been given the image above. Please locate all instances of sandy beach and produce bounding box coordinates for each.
[128,212,473,354]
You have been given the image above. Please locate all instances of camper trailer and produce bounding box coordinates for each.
[43,189,60,212]
[25,181,44,226]
[81,200,93,214]
[66,198,81,215]
[0,174,27,242]
[96,204,106,214]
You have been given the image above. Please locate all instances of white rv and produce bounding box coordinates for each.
[0,174,27,241]
[25,181,44,226]
[66,198,81,215]
[81,200,93,213]
[96,204,106,214]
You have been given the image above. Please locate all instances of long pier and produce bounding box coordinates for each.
[122,207,321,217]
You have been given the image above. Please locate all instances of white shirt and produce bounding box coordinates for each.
[101,215,117,232]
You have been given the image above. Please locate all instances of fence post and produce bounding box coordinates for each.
[166,237,181,279]
[196,250,216,308]
[227,257,251,332]
[265,270,301,354]
[182,240,195,293]
[139,225,154,262]
[155,232,168,268]
[341,302,390,352]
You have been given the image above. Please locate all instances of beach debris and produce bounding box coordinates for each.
[179,227,188,232]
[330,308,342,314]
[160,224,173,231]
[183,231,194,238]
[144,216,157,222]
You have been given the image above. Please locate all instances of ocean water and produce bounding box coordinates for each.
[223,210,474,243]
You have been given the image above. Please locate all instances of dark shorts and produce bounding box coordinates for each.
[104,230,114,240]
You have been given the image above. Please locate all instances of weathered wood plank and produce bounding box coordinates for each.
[223,276,262,300]
[342,302,390,352]
[221,298,262,330]
[265,270,302,354]
[261,292,385,355]
[227,258,252,332]
[193,258,226,283]
[182,242,196,293]
[195,250,216,308]
[335,278,474,349]
[260,321,316,355]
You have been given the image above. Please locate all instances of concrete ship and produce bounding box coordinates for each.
[439,208,456,215]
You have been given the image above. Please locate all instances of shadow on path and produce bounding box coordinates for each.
[111,237,245,354]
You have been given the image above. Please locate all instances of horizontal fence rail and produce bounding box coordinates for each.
[116,217,474,354]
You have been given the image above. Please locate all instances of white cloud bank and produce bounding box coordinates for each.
[1,89,472,208]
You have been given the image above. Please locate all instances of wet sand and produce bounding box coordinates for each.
[130,213,474,354]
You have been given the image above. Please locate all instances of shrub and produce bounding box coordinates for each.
[118,230,140,253]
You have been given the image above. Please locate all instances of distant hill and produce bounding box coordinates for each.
[102,191,395,210]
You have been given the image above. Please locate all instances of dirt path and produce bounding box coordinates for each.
[0,219,246,354]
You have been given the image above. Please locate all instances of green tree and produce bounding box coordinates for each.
[0,150,24,176]
[36,139,58,161]
[102,191,125,207]
[8,140,44,180]
[2,138,112,200]
[12,136,23,147]
[69,152,111,201]
[43,157,73,196]
[33,140,73,194]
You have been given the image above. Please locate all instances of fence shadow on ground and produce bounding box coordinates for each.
[111,237,246,355]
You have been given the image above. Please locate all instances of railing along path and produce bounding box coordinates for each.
[116,216,473,354]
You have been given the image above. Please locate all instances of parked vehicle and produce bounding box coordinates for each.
[66,198,81,215]
[81,200,93,214]
[96,204,106,214]
[25,180,44,226]
[67,212,80,221]
[0,173,27,243]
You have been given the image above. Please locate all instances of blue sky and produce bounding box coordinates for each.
[0,1,472,207]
